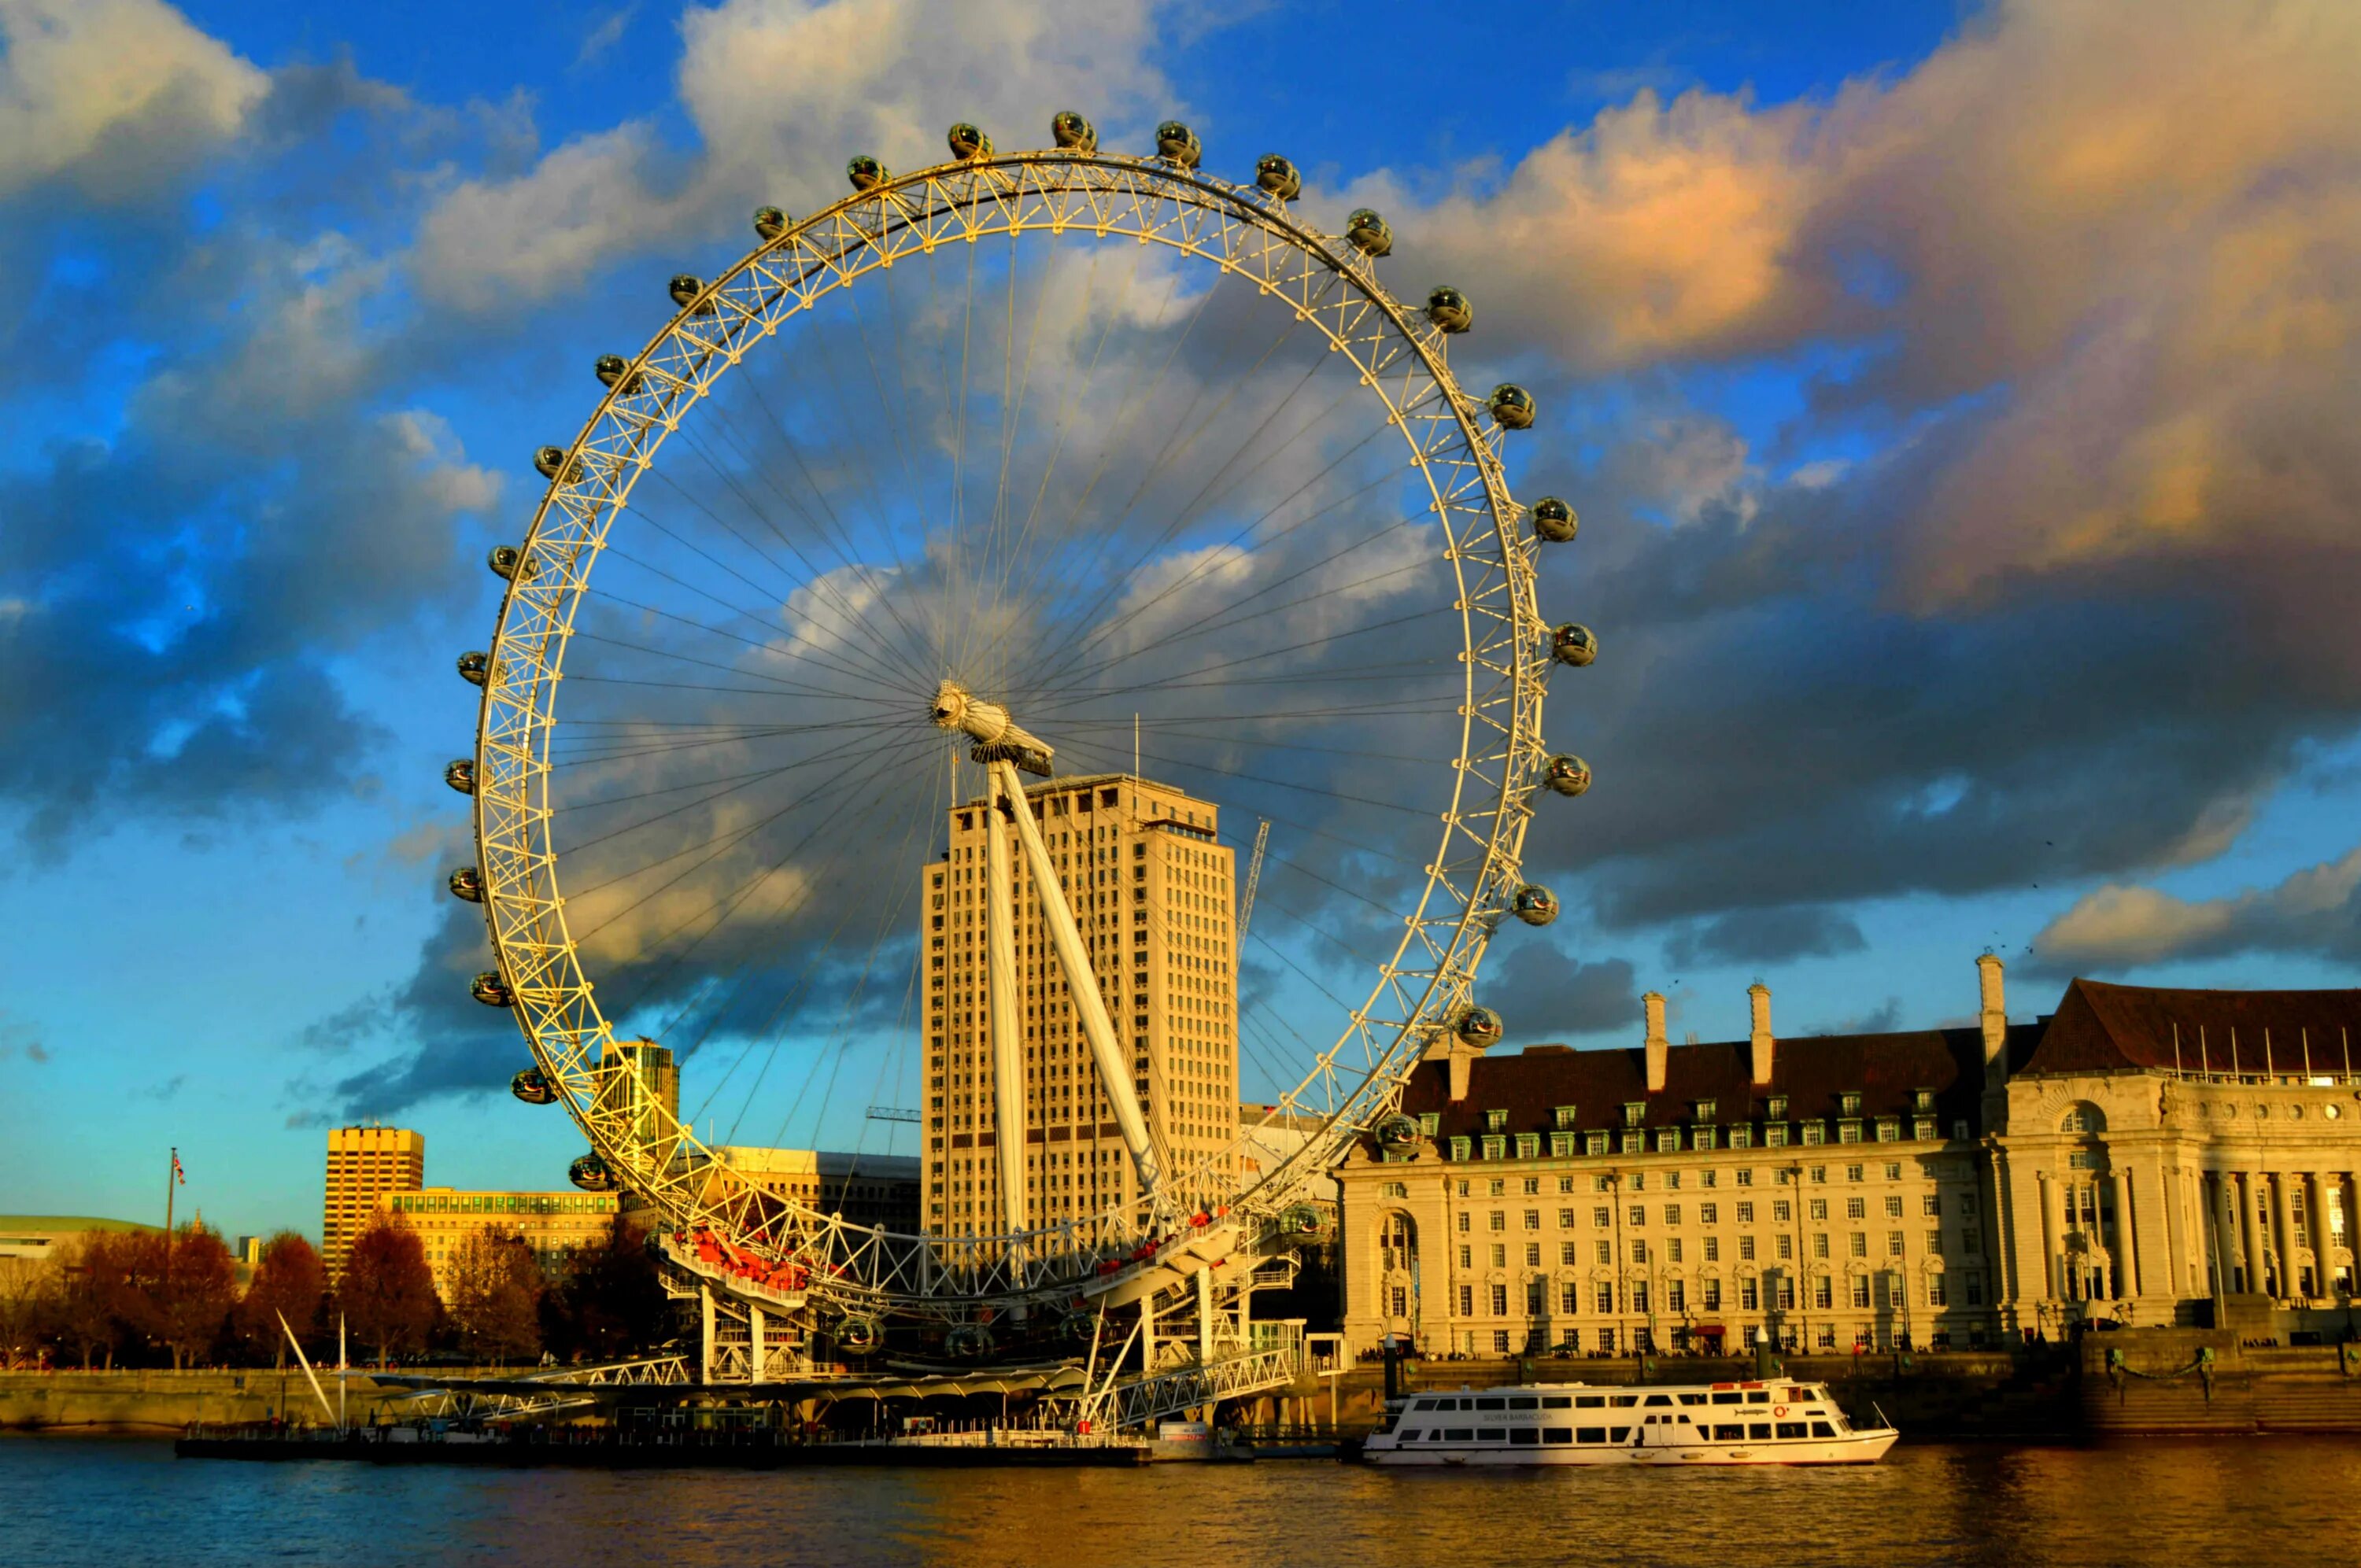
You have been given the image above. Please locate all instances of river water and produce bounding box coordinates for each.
[2,1437,2355,1566]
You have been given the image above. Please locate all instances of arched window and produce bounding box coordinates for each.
[2061,1103,2106,1134]
[1379,1212,1416,1273]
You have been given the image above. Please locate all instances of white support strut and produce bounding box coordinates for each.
[990,757,1166,1205]
[984,781,1029,1275]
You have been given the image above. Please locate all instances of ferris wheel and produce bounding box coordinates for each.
[445,113,1594,1338]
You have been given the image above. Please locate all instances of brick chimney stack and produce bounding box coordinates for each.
[1749,983,1775,1087]
[1643,991,1668,1093]
[1978,952,2008,1087]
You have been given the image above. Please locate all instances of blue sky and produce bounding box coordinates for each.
[3,0,2357,1242]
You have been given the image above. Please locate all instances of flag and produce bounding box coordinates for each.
[172,1150,186,1185]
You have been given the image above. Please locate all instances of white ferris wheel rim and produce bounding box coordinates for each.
[469,138,1553,1315]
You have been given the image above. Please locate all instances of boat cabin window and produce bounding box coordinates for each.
[1577,1427,1607,1444]
[1542,1396,1572,1408]
[1576,1395,1605,1408]
[1677,1393,1707,1405]
[1474,1398,1505,1411]
[1398,1430,1422,1441]
[1509,1429,1539,1445]
[1713,1424,1745,1441]
[1746,1391,1771,1404]
[1776,1423,1808,1440]
[1783,1388,1812,1403]
[1543,1429,1572,1444]
[1506,1396,1538,1410]
[1412,1399,1441,1411]
[1711,1392,1743,1405]
[1609,1426,1631,1442]
[1749,1422,1772,1440]
[1609,1395,1639,1408]
[1475,1429,1506,1441]
[1443,1427,1473,1441]
[1812,1422,1838,1438]
[1643,1394,1672,1407]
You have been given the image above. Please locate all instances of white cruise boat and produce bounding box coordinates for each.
[1362,1379,1897,1467]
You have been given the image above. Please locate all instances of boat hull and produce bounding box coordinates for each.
[1364,1430,1897,1467]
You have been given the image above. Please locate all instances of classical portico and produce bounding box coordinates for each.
[1988,974,2361,1331]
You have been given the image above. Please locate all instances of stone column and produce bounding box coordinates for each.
[2310,1173,2337,1301]
[2157,1162,2186,1303]
[2270,1173,2296,1300]
[2111,1167,2140,1301]
[2210,1171,2237,1296]
[2237,1171,2263,1296]
[2034,1171,2058,1306]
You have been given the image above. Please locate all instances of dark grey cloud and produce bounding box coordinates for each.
[1664,906,1866,970]
[1478,940,1642,1044]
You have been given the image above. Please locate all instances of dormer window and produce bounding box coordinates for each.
[1766,1095,1788,1119]
[1840,1091,1863,1117]
[1693,1099,1716,1122]
[1485,1109,1509,1134]
[1912,1089,1936,1114]
[1553,1105,1580,1131]
[1622,1101,1646,1128]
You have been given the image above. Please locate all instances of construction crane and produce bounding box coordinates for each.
[1238,819,1271,942]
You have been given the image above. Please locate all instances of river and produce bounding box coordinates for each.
[3,1436,2355,1566]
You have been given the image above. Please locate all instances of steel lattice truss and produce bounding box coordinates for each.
[471,142,1554,1321]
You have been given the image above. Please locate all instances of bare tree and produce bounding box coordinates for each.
[445,1229,545,1367]
[338,1213,437,1364]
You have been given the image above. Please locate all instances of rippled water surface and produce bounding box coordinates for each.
[5,1437,2358,1567]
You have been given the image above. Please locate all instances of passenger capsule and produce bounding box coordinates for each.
[487,544,537,581]
[456,651,490,688]
[667,274,711,314]
[1344,208,1393,257]
[1426,286,1472,334]
[511,1067,557,1105]
[533,445,572,481]
[1254,153,1301,201]
[1376,1112,1423,1147]
[947,122,992,160]
[752,205,790,242]
[471,971,514,1008]
[1051,110,1097,152]
[1059,1308,1097,1341]
[449,865,485,903]
[568,1153,615,1192]
[1489,383,1536,430]
[444,758,476,795]
[847,155,889,191]
[1551,622,1598,667]
[1544,754,1592,797]
[1531,496,1577,544]
[1513,884,1561,927]
[835,1315,882,1353]
[945,1323,993,1358]
[1154,120,1201,168]
[593,354,645,396]
[1455,1005,1504,1049]
[1280,1203,1326,1236]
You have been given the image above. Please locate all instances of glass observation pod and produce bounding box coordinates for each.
[1362,1380,1899,1467]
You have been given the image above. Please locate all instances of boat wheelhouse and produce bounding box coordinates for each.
[1362,1379,1897,1467]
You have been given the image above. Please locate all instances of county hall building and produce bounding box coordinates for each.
[1336,957,2361,1356]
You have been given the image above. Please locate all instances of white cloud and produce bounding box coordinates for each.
[2032,844,2361,970]
[0,0,264,201]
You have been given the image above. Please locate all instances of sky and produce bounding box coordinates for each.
[2,0,2358,1242]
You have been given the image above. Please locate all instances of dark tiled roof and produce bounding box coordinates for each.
[2018,979,2361,1077]
[1399,1028,1989,1140]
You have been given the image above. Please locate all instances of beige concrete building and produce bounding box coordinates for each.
[1338,957,2361,1358]
[706,1147,922,1232]
[324,1127,424,1282]
[1986,974,2361,1335]
[1339,980,1999,1359]
[379,1187,620,1301]
[925,773,1236,1238]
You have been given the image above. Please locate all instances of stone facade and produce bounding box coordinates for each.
[1336,960,2361,1356]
